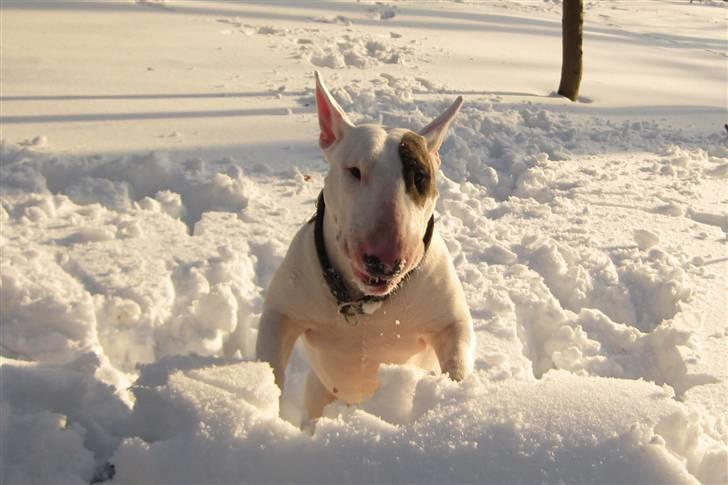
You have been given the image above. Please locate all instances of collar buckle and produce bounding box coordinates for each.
[338,303,362,326]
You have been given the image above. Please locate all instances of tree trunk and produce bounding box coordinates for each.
[558,0,583,102]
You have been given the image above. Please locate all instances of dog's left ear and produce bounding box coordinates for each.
[418,96,463,156]
[315,71,355,151]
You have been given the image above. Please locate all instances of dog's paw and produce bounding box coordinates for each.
[300,417,320,436]
[441,358,467,382]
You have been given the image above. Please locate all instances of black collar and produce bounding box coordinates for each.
[313,191,434,325]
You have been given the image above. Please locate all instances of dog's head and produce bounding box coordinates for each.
[315,72,462,296]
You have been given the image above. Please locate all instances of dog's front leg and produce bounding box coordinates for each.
[430,321,474,382]
[255,309,303,390]
[303,370,336,425]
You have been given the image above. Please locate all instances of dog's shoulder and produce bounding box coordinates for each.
[264,221,331,322]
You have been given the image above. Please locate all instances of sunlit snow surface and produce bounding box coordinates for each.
[1,1,726,483]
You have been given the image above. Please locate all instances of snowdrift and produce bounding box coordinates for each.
[1,1,726,483]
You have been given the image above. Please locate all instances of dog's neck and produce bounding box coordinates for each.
[321,195,365,300]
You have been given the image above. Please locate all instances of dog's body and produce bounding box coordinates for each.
[256,72,474,422]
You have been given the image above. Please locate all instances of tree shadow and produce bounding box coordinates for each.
[0,107,306,124]
[0,91,307,102]
[414,89,549,98]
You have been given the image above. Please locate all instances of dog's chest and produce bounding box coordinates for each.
[310,292,433,354]
[302,308,431,402]
[306,297,426,345]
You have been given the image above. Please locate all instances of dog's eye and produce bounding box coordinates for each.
[414,170,428,191]
[348,167,362,180]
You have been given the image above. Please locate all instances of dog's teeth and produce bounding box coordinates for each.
[367,277,387,286]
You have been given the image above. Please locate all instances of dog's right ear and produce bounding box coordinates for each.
[315,71,354,151]
[418,96,463,156]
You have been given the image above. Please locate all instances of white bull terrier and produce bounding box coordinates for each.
[256,72,474,424]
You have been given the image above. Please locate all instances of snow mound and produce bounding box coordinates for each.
[0,144,257,230]
[218,17,419,69]
[302,74,716,204]
[1,355,131,484]
[305,36,414,69]
[112,362,698,484]
[1,403,96,484]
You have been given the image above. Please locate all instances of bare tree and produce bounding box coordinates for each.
[558,0,584,101]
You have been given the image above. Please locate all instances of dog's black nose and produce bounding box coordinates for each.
[363,254,403,276]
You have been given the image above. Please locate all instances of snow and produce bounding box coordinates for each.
[112,365,698,484]
[1,1,726,484]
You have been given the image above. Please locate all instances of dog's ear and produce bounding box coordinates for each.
[315,71,354,151]
[418,96,463,156]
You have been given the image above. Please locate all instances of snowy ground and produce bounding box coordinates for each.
[1,1,726,483]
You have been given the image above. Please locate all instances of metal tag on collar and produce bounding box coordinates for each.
[338,302,362,326]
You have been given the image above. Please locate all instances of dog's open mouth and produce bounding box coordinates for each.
[365,275,390,289]
[352,267,398,295]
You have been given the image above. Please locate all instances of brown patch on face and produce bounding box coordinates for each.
[398,132,437,206]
